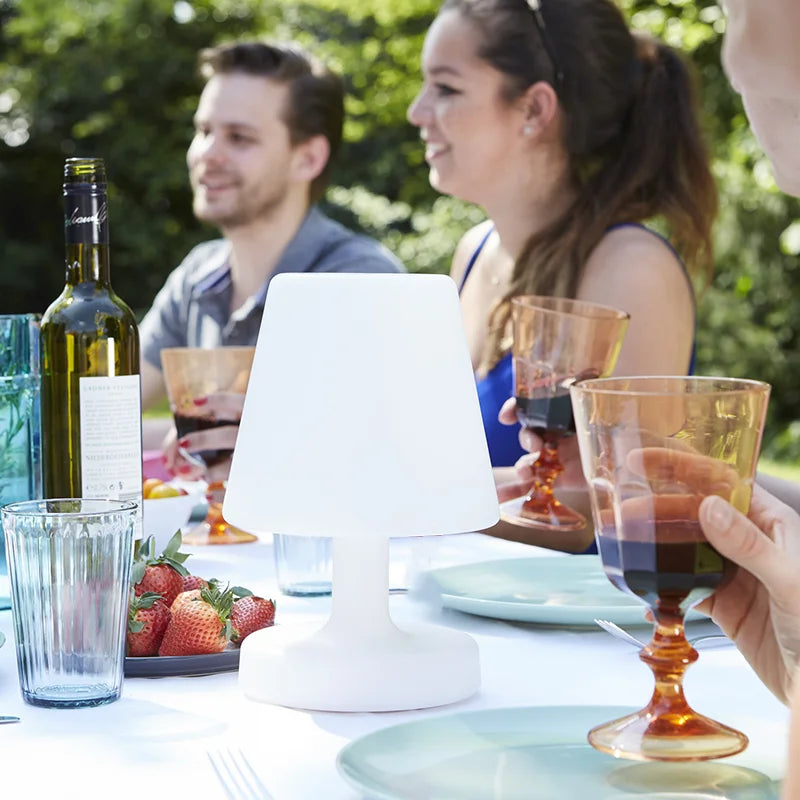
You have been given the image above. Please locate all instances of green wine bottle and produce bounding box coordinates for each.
[40,157,143,535]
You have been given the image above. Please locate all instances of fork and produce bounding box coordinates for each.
[594,618,733,650]
[207,748,274,800]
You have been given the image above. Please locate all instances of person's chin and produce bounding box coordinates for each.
[193,203,229,225]
[773,166,800,198]
[428,168,457,198]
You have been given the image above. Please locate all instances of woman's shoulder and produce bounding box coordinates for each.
[450,219,495,282]
[583,223,687,288]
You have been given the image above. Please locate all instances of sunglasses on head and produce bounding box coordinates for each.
[525,0,565,91]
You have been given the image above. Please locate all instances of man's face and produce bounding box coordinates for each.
[187,73,300,229]
[722,0,800,195]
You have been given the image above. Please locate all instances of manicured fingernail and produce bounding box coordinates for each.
[178,438,190,449]
[193,396,208,406]
[177,463,194,475]
[703,496,733,528]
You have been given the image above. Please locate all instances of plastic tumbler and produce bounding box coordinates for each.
[273,534,332,596]
[1,498,136,708]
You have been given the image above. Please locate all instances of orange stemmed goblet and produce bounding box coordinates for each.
[571,376,770,761]
[500,295,629,531]
[160,346,257,545]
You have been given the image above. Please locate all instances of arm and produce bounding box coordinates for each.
[488,229,696,551]
[502,229,697,491]
[577,226,695,376]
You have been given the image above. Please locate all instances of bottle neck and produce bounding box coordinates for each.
[63,187,111,286]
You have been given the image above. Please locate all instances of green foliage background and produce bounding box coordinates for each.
[1,0,798,458]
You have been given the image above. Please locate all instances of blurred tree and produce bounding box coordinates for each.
[0,0,798,458]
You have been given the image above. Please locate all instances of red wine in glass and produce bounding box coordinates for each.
[596,519,733,614]
[514,393,576,436]
[174,412,233,469]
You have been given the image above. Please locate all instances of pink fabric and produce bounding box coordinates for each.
[143,449,172,481]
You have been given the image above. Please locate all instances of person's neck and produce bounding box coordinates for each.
[221,195,312,311]
[484,150,575,264]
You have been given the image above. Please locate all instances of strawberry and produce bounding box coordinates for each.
[135,564,185,607]
[171,588,202,614]
[182,574,208,592]
[158,584,235,656]
[230,595,276,642]
[131,532,190,607]
[127,591,171,657]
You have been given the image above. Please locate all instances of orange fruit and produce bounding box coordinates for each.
[143,478,163,499]
[147,483,183,500]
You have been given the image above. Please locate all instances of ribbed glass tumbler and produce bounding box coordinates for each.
[1,498,136,708]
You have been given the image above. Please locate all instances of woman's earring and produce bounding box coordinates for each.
[523,124,533,136]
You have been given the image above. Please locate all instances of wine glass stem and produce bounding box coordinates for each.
[524,434,563,503]
[639,611,698,720]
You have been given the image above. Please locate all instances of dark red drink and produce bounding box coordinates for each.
[174,413,233,468]
[514,393,575,435]
[597,518,733,614]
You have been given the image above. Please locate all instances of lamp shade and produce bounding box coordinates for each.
[224,272,498,538]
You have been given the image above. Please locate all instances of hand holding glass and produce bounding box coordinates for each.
[571,376,770,761]
[501,296,629,531]
[160,346,256,545]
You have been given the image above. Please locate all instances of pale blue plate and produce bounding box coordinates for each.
[430,556,703,627]
[337,705,780,800]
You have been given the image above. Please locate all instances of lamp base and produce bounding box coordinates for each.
[239,621,480,712]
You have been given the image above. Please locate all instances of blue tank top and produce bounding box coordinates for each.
[459,223,697,468]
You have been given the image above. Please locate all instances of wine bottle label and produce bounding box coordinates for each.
[64,193,109,245]
[78,374,143,537]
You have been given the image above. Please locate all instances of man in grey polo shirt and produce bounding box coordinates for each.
[139,40,403,468]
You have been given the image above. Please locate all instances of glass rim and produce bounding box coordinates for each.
[1,498,139,518]
[160,345,256,356]
[569,375,771,398]
[0,312,41,321]
[511,294,630,322]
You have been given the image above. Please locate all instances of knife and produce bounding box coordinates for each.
[0,716,20,724]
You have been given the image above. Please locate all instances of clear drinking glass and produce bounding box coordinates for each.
[274,534,333,596]
[2,498,137,708]
[570,376,770,761]
[0,313,42,610]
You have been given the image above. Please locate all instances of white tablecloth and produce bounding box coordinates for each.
[0,533,788,799]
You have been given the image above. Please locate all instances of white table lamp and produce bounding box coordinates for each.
[224,273,499,712]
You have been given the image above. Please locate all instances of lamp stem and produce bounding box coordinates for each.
[326,536,394,635]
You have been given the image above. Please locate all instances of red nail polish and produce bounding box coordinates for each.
[178,438,190,449]
[193,396,208,406]
[177,463,194,475]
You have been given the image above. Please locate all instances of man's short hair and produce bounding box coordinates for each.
[198,41,344,204]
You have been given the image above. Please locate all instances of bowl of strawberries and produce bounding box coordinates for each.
[125,532,276,676]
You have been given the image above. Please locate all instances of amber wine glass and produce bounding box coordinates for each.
[500,296,629,531]
[570,376,770,761]
[160,346,257,545]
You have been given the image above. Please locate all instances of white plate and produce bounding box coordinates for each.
[337,705,780,800]
[429,555,702,627]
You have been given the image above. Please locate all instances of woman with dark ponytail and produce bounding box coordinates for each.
[408,0,717,548]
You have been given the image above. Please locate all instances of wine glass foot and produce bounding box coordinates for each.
[587,708,749,762]
[182,521,258,546]
[498,494,587,531]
